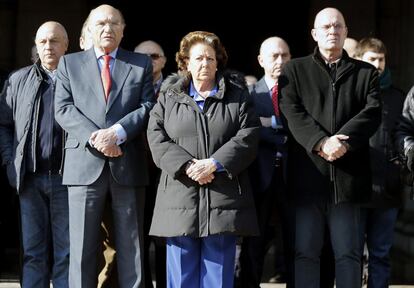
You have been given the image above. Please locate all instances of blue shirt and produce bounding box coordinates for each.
[188,81,224,172]
[189,81,218,110]
[95,47,117,73]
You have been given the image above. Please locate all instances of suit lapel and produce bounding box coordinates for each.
[256,78,274,116]
[81,49,107,107]
[107,48,132,110]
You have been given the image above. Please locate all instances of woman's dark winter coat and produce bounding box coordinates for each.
[147,71,260,237]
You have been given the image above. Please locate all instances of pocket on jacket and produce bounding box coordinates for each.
[65,138,79,149]
[159,172,168,192]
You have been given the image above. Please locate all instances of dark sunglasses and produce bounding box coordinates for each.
[148,53,163,60]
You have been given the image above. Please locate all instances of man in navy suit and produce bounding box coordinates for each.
[239,36,291,288]
[55,4,155,287]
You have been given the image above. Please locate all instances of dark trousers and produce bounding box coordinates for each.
[295,201,362,288]
[360,207,398,288]
[144,164,166,288]
[19,173,69,288]
[240,164,294,288]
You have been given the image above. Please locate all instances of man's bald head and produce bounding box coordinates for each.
[35,21,68,45]
[135,40,164,55]
[258,36,291,80]
[260,37,290,56]
[313,7,346,28]
[35,21,68,70]
[311,7,348,58]
[88,4,125,53]
[343,37,358,58]
[135,40,166,82]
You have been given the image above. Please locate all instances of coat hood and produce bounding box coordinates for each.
[160,70,247,96]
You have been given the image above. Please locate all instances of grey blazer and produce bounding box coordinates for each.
[55,48,155,186]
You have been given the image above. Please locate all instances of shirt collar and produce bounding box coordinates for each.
[94,47,118,60]
[319,52,341,66]
[325,58,341,66]
[189,81,218,101]
[154,74,163,93]
[264,75,278,92]
[41,65,57,82]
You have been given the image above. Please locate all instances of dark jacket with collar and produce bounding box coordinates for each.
[0,62,63,192]
[367,69,405,207]
[279,48,381,204]
[147,71,260,237]
[395,85,414,200]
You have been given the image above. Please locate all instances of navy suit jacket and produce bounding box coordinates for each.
[249,77,287,193]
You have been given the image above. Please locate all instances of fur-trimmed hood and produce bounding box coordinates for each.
[160,70,247,98]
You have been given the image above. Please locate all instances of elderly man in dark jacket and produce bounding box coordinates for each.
[279,8,381,288]
[0,22,69,288]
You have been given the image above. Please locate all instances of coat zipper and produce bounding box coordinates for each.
[47,81,55,174]
[163,173,168,192]
[200,99,210,235]
[31,84,42,173]
[329,67,351,205]
[236,176,241,195]
[314,58,340,203]
[331,82,338,204]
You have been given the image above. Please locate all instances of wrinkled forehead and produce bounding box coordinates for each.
[262,42,290,55]
[315,10,345,27]
[362,51,385,59]
[138,44,162,54]
[189,42,215,56]
[90,8,123,24]
[36,27,65,42]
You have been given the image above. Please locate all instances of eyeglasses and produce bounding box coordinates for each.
[148,53,163,60]
[315,23,345,32]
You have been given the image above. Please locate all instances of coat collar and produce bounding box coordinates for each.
[32,61,47,82]
[312,47,355,81]
[161,70,246,104]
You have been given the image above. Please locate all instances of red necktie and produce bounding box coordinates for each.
[101,55,112,102]
[271,84,280,117]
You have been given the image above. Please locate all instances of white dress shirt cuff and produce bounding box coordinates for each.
[271,116,277,129]
[113,124,127,145]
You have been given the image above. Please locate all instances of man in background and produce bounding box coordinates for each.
[135,40,166,97]
[358,37,405,288]
[135,39,167,288]
[343,37,359,58]
[240,36,292,288]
